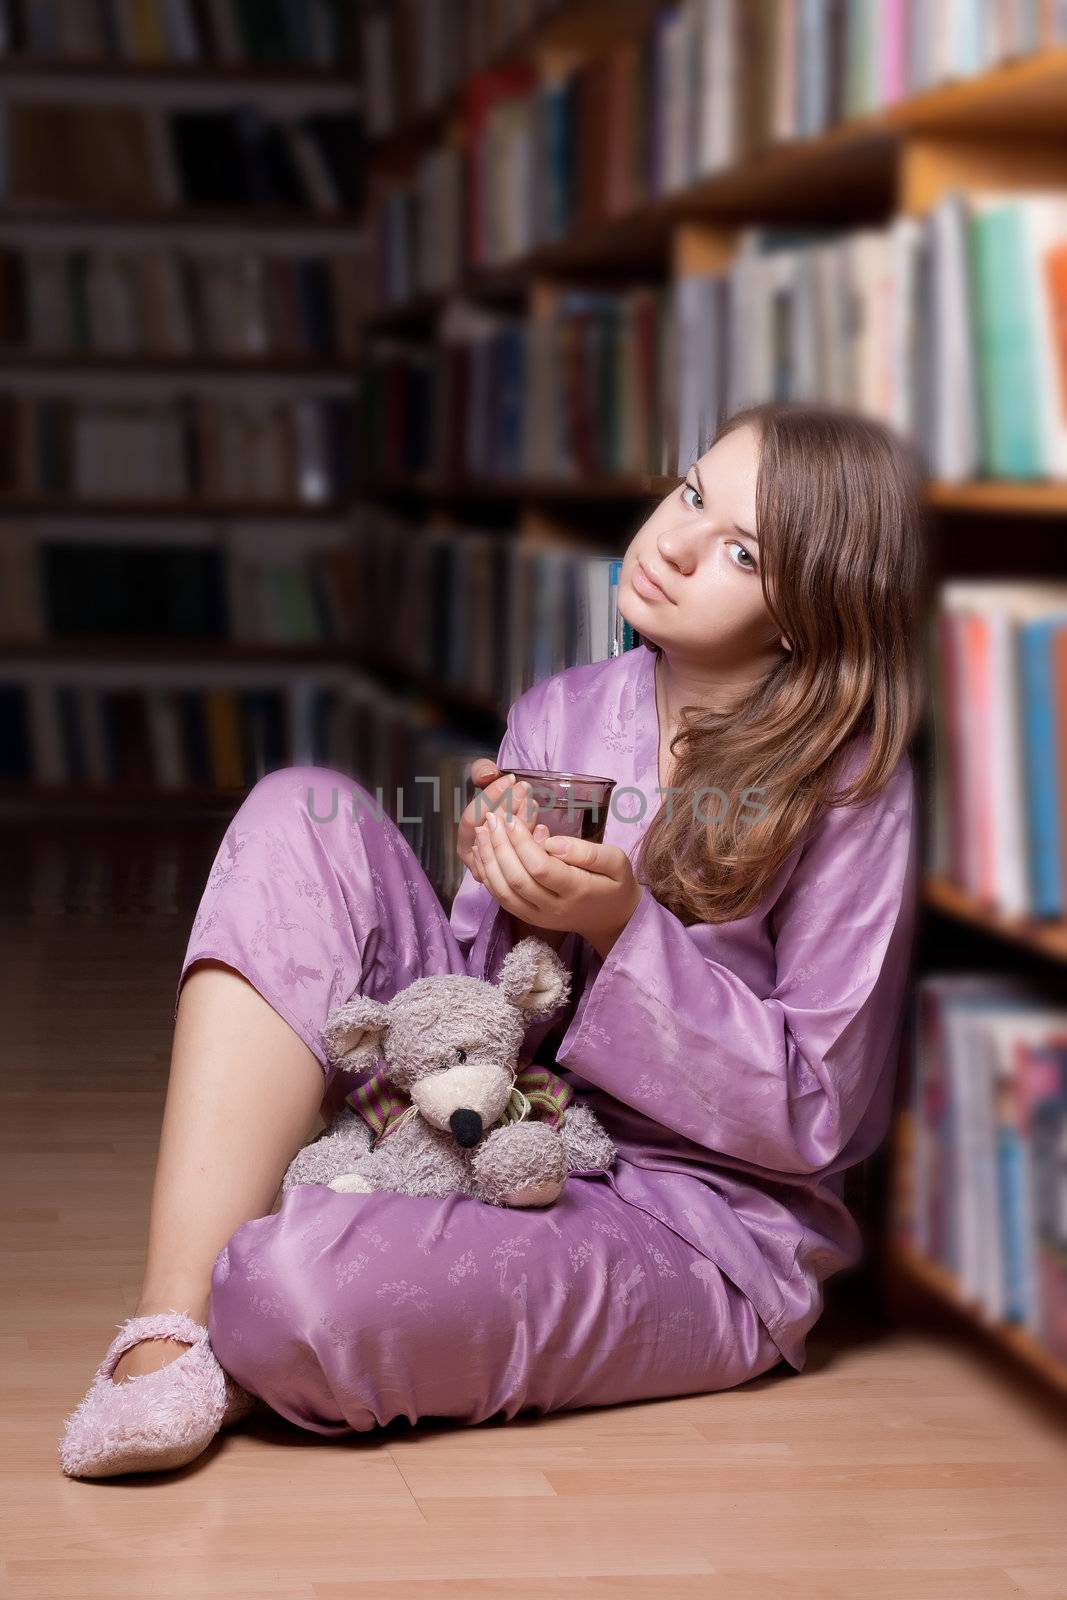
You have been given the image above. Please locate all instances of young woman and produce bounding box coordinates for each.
[59,400,927,1479]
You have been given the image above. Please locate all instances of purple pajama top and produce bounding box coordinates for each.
[448,641,919,1373]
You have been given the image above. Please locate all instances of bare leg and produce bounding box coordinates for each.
[112,959,326,1384]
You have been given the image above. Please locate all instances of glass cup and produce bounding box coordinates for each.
[496,768,617,846]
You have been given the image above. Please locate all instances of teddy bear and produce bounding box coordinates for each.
[281,937,617,1208]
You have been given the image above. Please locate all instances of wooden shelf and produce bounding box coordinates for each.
[359,473,677,501]
[0,54,359,85]
[0,497,355,518]
[364,291,457,331]
[353,651,504,723]
[7,478,1067,518]
[357,473,1067,515]
[2,203,365,232]
[886,1241,1067,1397]
[0,781,246,815]
[0,639,352,663]
[928,480,1067,515]
[0,349,361,375]
[883,46,1067,136]
[924,874,1067,963]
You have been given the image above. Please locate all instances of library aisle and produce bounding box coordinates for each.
[2,2,1066,1595]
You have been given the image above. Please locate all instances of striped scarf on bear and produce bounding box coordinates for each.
[345,1059,574,1148]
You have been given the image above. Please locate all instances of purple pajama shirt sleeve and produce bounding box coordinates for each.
[553,750,919,1178]
[448,687,547,983]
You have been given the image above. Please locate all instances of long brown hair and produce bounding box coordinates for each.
[633,400,929,925]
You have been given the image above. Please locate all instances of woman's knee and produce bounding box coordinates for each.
[207,1192,484,1430]
[239,764,357,822]
[239,765,404,844]
[227,767,390,874]
[211,1196,437,1358]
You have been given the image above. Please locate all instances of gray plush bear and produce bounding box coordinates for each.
[282,937,617,1208]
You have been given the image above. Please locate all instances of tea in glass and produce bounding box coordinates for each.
[501,768,617,845]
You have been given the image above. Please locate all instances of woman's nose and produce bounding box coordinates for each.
[657,539,692,576]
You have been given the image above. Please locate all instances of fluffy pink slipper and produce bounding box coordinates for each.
[58,1308,257,1479]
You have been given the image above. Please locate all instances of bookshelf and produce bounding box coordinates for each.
[925,875,1067,967]
[885,1240,1067,1397]
[363,50,1067,318]
[0,7,371,802]
[350,2,1067,1395]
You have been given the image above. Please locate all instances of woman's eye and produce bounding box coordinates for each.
[681,481,703,511]
[455,1048,467,1063]
[726,539,757,572]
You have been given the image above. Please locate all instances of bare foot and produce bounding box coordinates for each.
[112,1335,195,1385]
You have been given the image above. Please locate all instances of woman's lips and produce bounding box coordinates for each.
[633,559,670,601]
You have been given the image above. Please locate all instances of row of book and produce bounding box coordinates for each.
[364,185,1067,485]
[372,141,463,306]
[699,193,1067,484]
[370,2,1067,300]
[1,0,357,65]
[658,0,1067,157]
[366,0,1067,159]
[0,243,369,360]
[925,581,1067,924]
[0,663,355,789]
[0,512,645,793]
[360,0,561,139]
[0,390,356,502]
[360,291,672,482]
[9,827,237,921]
[351,505,640,711]
[0,655,524,895]
[0,693,505,921]
[892,974,1067,1369]
[3,98,365,212]
[0,521,358,645]
[344,677,558,907]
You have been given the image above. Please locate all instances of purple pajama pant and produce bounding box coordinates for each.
[176,766,783,1437]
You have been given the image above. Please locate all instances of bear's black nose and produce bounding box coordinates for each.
[450,1108,483,1148]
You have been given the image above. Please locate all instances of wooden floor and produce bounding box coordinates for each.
[3,820,1066,1600]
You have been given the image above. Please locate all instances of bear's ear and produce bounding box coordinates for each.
[497,937,571,1019]
[321,995,391,1070]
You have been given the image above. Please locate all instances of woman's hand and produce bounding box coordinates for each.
[472,801,643,960]
[458,761,568,951]
[458,759,528,885]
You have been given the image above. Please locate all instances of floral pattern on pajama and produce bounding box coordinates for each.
[177,642,918,1433]
[177,764,784,1434]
